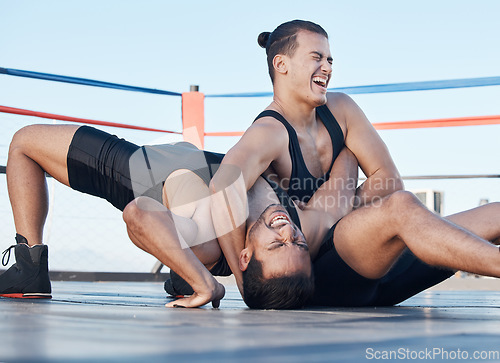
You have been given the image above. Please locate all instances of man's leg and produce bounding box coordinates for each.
[123,197,224,308]
[7,124,79,245]
[1,124,79,298]
[372,203,500,306]
[443,203,500,244]
[334,191,500,279]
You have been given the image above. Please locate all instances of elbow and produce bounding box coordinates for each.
[392,175,404,193]
[379,168,404,194]
[382,174,404,197]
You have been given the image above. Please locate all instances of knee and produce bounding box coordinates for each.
[488,201,500,210]
[122,198,145,227]
[8,126,34,157]
[384,190,423,217]
[481,201,500,217]
[387,190,419,204]
[123,196,163,227]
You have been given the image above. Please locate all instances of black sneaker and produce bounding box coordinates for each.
[0,234,52,299]
[164,270,194,297]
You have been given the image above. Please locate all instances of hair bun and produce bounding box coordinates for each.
[257,32,271,48]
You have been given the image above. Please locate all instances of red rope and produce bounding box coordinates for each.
[205,114,500,136]
[373,115,500,130]
[0,105,182,134]
[2,105,499,137]
[205,131,244,137]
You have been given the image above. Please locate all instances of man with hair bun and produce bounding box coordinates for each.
[209,19,500,306]
[210,19,404,293]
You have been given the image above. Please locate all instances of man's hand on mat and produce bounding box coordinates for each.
[165,281,225,309]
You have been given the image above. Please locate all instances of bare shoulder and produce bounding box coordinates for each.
[326,92,368,129]
[325,92,359,114]
[326,91,352,104]
[230,115,289,156]
[323,92,356,132]
[251,115,289,140]
[216,113,291,190]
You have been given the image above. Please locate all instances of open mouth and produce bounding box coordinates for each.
[269,212,291,228]
[312,76,328,89]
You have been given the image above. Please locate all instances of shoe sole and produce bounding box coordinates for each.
[0,293,52,299]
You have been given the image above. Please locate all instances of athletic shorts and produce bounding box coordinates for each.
[310,222,455,307]
[67,125,226,210]
[67,126,140,211]
[66,126,231,276]
[209,253,232,276]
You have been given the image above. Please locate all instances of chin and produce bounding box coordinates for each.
[312,95,327,107]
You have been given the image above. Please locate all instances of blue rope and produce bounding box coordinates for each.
[331,77,500,95]
[2,67,500,98]
[0,67,182,96]
[206,91,273,98]
[205,76,500,98]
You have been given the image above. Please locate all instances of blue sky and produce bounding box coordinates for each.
[1,0,499,215]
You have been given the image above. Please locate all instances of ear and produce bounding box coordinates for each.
[239,248,251,271]
[272,54,287,75]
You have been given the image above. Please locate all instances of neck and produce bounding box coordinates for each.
[246,178,280,229]
[270,94,316,128]
[271,77,319,128]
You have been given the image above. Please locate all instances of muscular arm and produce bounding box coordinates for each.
[328,93,403,207]
[303,146,358,226]
[210,165,249,295]
[209,120,287,292]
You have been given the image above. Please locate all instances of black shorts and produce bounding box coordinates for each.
[209,253,232,276]
[67,126,140,211]
[67,126,232,276]
[67,126,226,211]
[310,222,454,307]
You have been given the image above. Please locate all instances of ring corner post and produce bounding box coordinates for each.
[181,85,205,149]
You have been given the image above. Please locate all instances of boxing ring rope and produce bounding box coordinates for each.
[0,105,182,134]
[204,114,500,137]
[3,67,500,96]
[0,67,182,96]
[206,76,500,97]
[2,105,499,137]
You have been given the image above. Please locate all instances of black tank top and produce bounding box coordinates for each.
[254,105,344,203]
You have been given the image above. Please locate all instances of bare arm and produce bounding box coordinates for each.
[303,146,358,223]
[210,165,249,295]
[328,93,403,207]
[209,120,287,291]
